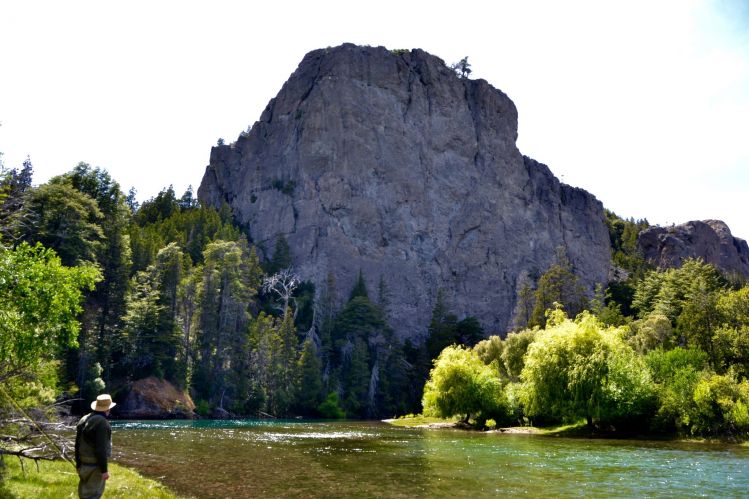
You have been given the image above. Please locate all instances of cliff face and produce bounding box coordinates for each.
[638,220,749,278]
[198,44,611,337]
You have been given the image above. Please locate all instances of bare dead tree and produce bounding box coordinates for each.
[262,268,300,319]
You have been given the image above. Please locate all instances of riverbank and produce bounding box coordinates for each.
[0,457,184,498]
[383,415,559,434]
[383,416,749,444]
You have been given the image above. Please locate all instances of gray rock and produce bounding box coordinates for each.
[115,377,196,419]
[198,44,611,338]
[638,220,749,278]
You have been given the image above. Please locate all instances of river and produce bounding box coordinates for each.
[112,420,749,498]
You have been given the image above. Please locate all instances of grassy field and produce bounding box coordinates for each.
[0,456,184,498]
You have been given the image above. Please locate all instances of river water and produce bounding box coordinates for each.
[112,420,749,498]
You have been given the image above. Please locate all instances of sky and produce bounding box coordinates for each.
[1,0,747,239]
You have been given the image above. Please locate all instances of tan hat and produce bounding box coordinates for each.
[91,394,116,412]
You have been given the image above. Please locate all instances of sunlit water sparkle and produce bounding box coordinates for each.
[111,420,749,498]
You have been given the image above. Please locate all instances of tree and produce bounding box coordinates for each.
[125,187,139,213]
[331,294,387,417]
[0,243,99,384]
[58,164,133,386]
[689,372,749,436]
[122,243,186,383]
[294,338,324,416]
[192,240,261,410]
[520,311,655,427]
[349,270,368,301]
[604,210,650,280]
[422,345,511,425]
[529,249,589,328]
[247,312,282,415]
[450,57,472,78]
[590,284,627,327]
[262,268,300,317]
[627,314,674,354]
[179,185,196,210]
[511,280,535,330]
[266,235,292,274]
[500,329,537,382]
[24,182,104,267]
[473,336,504,374]
[426,290,459,361]
[0,156,34,244]
[632,259,725,323]
[632,259,727,363]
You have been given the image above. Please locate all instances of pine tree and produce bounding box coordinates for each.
[529,248,589,328]
[267,234,292,274]
[193,240,260,410]
[294,338,323,416]
[349,270,368,300]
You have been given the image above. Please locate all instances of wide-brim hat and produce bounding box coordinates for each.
[91,394,116,412]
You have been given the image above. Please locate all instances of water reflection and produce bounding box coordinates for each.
[112,420,749,498]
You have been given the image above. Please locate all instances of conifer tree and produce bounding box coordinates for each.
[294,338,324,416]
[529,248,588,328]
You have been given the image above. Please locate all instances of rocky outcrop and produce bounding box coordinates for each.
[115,377,196,419]
[198,44,611,337]
[638,220,749,278]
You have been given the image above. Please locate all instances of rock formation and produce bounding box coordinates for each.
[115,377,196,419]
[638,220,749,278]
[198,44,611,337]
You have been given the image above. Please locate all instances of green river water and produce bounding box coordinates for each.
[112,420,749,498]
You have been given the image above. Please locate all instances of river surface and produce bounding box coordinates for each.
[112,419,749,498]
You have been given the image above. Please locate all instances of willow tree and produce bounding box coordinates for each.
[521,311,656,427]
[422,345,511,425]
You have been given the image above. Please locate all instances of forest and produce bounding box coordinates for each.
[1,158,748,439]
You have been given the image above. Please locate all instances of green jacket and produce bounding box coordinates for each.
[75,412,112,473]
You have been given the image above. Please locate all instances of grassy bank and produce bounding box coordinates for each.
[0,457,183,498]
[383,414,459,427]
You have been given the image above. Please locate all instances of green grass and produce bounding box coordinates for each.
[383,414,458,427]
[532,421,590,436]
[0,456,184,498]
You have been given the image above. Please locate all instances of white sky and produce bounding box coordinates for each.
[1,0,747,239]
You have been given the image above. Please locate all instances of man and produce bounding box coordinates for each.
[75,394,115,499]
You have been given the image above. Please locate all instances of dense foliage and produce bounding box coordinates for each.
[2,156,748,440]
[0,162,423,420]
[422,259,749,437]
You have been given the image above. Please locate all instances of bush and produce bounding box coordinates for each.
[318,392,345,419]
[195,399,211,417]
[690,372,749,436]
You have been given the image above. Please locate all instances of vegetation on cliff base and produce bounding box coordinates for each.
[421,261,749,438]
[2,157,749,442]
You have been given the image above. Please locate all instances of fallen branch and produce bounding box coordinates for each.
[0,386,76,468]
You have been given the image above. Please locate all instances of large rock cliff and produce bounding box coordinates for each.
[638,220,749,278]
[198,44,611,337]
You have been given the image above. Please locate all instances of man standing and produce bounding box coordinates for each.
[75,394,115,499]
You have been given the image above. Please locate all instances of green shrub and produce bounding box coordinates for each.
[318,392,345,419]
[195,399,211,417]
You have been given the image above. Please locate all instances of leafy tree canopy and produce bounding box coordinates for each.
[520,311,655,426]
[0,243,100,383]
